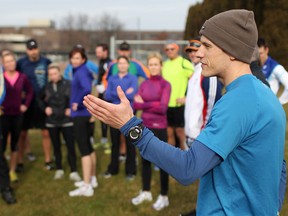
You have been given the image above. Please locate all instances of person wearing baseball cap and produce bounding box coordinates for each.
[26,39,38,50]
[83,10,286,215]
[16,38,53,172]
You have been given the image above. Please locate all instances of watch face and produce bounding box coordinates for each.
[129,125,143,140]
[130,130,139,139]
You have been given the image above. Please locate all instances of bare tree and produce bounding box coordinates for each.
[59,12,124,52]
[59,13,92,51]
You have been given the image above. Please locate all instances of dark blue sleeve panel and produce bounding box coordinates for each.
[120,116,222,186]
[279,160,287,211]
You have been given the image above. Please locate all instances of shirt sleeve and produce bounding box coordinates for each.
[0,66,6,105]
[23,74,34,107]
[120,116,222,185]
[63,64,73,80]
[273,65,288,104]
[182,58,194,78]
[125,75,138,101]
[134,82,171,114]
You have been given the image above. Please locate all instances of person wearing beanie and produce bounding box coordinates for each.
[179,38,223,216]
[83,9,286,215]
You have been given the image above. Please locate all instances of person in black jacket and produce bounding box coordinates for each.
[95,43,112,147]
[39,63,81,181]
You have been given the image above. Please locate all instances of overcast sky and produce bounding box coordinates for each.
[1,0,203,31]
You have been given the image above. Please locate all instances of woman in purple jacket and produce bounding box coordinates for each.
[68,45,97,197]
[132,53,171,211]
[1,52,33,182]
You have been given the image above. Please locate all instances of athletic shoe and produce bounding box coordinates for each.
[1,187,16,205]
[103,172,112,179]
[100,137,108,144]
[44,162,55,171]
[92,143,102,149]
[126,174,135,181]
[69,184,94,197]
[9,171,19,183]
[90,137,95,145]
[178,209,196,216]
[152,195,169,211]
[104,148,111,155]
[26,152,36,162]
[74,179,98,189]
[16,163,24,173]
[119,154,126,162]
[54,170,64,180]
[131,191,152,205]
[69,172,82,182]
[154,165,160,171]
[91,176,98,188]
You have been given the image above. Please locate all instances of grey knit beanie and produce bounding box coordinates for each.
[199,9,258,64]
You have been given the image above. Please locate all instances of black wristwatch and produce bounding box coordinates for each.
[128,124,144,141]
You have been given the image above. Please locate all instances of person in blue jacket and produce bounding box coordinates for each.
[68,45,97,197]
[63,45,98,85]
[84,10,286,215]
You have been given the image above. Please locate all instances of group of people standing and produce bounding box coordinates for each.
[83,9,286,216]
[0,12,287,215]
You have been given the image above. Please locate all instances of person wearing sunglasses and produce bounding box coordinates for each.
[162,41,194,151]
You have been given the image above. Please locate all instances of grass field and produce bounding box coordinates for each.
[0,117,288,216]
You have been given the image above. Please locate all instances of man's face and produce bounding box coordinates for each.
[26,48,40,61]
[187,50,200,64]
[117,50,131,58]
[258,46,269,66]
[197,36,230,78]
[95,46,107,60]
[165,44,178,60]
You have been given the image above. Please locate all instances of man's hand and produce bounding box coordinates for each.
[45,107,53,116]
[20,104,28,113]
[65,108,71,116]
[83,86,134,129]
[176,97,186,105]
[72,103,78,111]
[134,94,144,103]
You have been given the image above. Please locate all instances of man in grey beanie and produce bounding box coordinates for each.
[83,10,286,215]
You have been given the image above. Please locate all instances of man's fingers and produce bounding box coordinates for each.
[117,86,129,103]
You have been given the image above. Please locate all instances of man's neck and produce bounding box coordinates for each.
[28,55,40,62]
[222,61,251,87]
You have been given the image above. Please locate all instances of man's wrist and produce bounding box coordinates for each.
[120,116,143,137]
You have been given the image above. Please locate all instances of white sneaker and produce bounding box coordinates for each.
[91,176,98,188]
[54,170,64,180]
[152,195,169,211]
[100,137,108,144]
[131,191,152,205]
[69,172,82,182]
[69,184,94,197]
[74,179,98,188]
